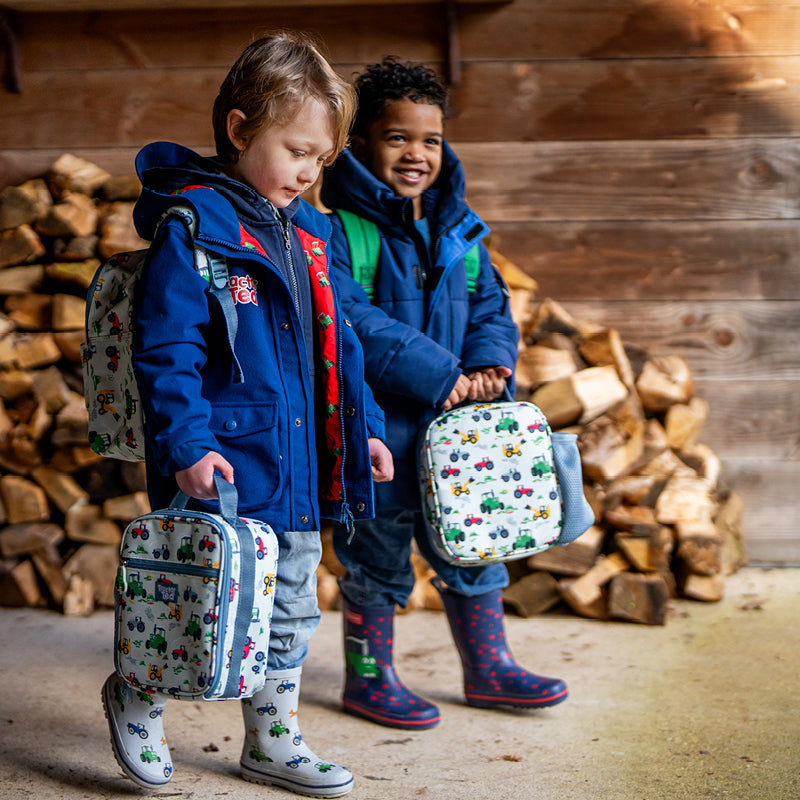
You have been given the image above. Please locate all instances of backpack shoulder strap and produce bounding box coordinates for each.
[334,209,380,300]
[464,244,480,294]
[159,205,244,385]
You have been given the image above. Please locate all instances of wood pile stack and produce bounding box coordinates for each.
[0,155,146,615]
[498,294,747,625]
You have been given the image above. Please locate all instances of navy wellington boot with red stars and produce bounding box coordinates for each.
[440,588,569,709]
[342,602,440,729]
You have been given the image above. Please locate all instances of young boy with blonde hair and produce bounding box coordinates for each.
[101,32,392,798]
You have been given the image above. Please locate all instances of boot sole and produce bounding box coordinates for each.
[100,678,172,789]
[465,687,569,709]
[342,699,440,730]
[241,761,353,798]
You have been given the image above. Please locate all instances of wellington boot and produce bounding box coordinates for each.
[342,602,440,730]
[440,588,569,709]
[240,667,353,797]
[101,673,173,788]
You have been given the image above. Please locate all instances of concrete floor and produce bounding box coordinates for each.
[0,567,797,800]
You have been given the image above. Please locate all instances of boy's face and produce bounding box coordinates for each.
[357,98,444,218]
[227,97,335,208]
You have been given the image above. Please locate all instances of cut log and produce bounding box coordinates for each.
[47,153,111,198]
[31,366,73,414]
[681,573,725,602]
[578,328,635,388]
[31,542,68,605]
[678,442,721,486]
[503,570,560,617]
[45,258,100,291]
[102,491,150,522]
[608,572,670,625]
[0,522,63,557]
[34,192,99,239]
[98,201,148,259]
[0,475,50,523]
[51,293,86,331]
[64,504,122,545]
[713,492,746,576]
[0,558,44,606]
[0,224,46,269]
[614,526,674,576]
[61,543,119,607]
[675,520,722,576]
[527,524,605,576]
[62,574,95,616]
[5,293,51,330]
[32,465,89,514]
[635,355,694,412]
[532,365,629,428]
[559,551,629,616]
[665,396,709,450]
[516,345,577,391]
[655,474,717,525]
[10,332,63,369]
[579,396,646,482]
[0,178,52,230]
[604,504,658,531]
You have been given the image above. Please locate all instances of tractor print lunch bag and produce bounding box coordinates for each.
[419,398,594,566]
[114,476,278,701]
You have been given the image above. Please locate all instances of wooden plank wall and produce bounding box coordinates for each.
[1,0,798,562]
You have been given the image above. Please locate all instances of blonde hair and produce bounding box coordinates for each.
[213,31,356,164]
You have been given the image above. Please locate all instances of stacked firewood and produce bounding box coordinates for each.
[499,294,746,624]
[0,155,745,624]
[0,155,146,614]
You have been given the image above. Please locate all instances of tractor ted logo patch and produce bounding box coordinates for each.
[229,274,258,305]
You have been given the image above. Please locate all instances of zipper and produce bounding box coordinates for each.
[121,557,218,579]
[271,201,301,315]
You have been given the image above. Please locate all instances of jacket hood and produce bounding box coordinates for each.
[321,139,472,236]
[133,141,328,244]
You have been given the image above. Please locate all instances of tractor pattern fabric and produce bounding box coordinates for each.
[419,400,567,565]
[114,505,277,700]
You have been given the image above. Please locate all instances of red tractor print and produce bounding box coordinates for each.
[464,515,483,527]
[105,345,120,371]
[255,537,268,560]
[474,457,494,471]
[514,485,534,498]
[172,644,189,662]
[440,464,460,479]
[198,535,216,553]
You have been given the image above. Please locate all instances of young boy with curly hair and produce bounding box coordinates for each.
[322,56,569,730]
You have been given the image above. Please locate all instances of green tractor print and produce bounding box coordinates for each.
[479,490,504,514]
[146,625,168,656]
[344,636,380,680]
[495,410,519,433]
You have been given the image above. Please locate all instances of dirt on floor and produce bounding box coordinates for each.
[0,567,798,800]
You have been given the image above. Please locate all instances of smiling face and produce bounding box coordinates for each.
[226,96,335,208]
[356,97,444,219]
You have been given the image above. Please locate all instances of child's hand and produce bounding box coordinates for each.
[467,366,512,402]
[175,452,235,500]
[368,438,394,483]
[442,374,472,410]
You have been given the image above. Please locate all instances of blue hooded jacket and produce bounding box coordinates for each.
[132,142,385,530]
[321,142,519,508]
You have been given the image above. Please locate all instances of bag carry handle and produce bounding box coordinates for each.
[169,472,240,523]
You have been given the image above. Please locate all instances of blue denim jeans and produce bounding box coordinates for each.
[266,529,322,671]
[333,509,508,608]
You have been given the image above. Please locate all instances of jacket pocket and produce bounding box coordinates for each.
[209,402,282,509]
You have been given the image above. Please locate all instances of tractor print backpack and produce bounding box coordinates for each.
[419,396,594,566]
[114,476,277,701]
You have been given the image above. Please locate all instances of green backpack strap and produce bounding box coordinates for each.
[335,208,481,299]
[335,209,380,300]
[464,244,480,294]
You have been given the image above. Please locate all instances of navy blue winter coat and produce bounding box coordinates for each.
[132,142,384,531]
[321,143,519,509]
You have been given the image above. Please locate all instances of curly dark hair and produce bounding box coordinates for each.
[351,56,448,138]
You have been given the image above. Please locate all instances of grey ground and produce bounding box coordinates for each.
[1,567,797,800]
